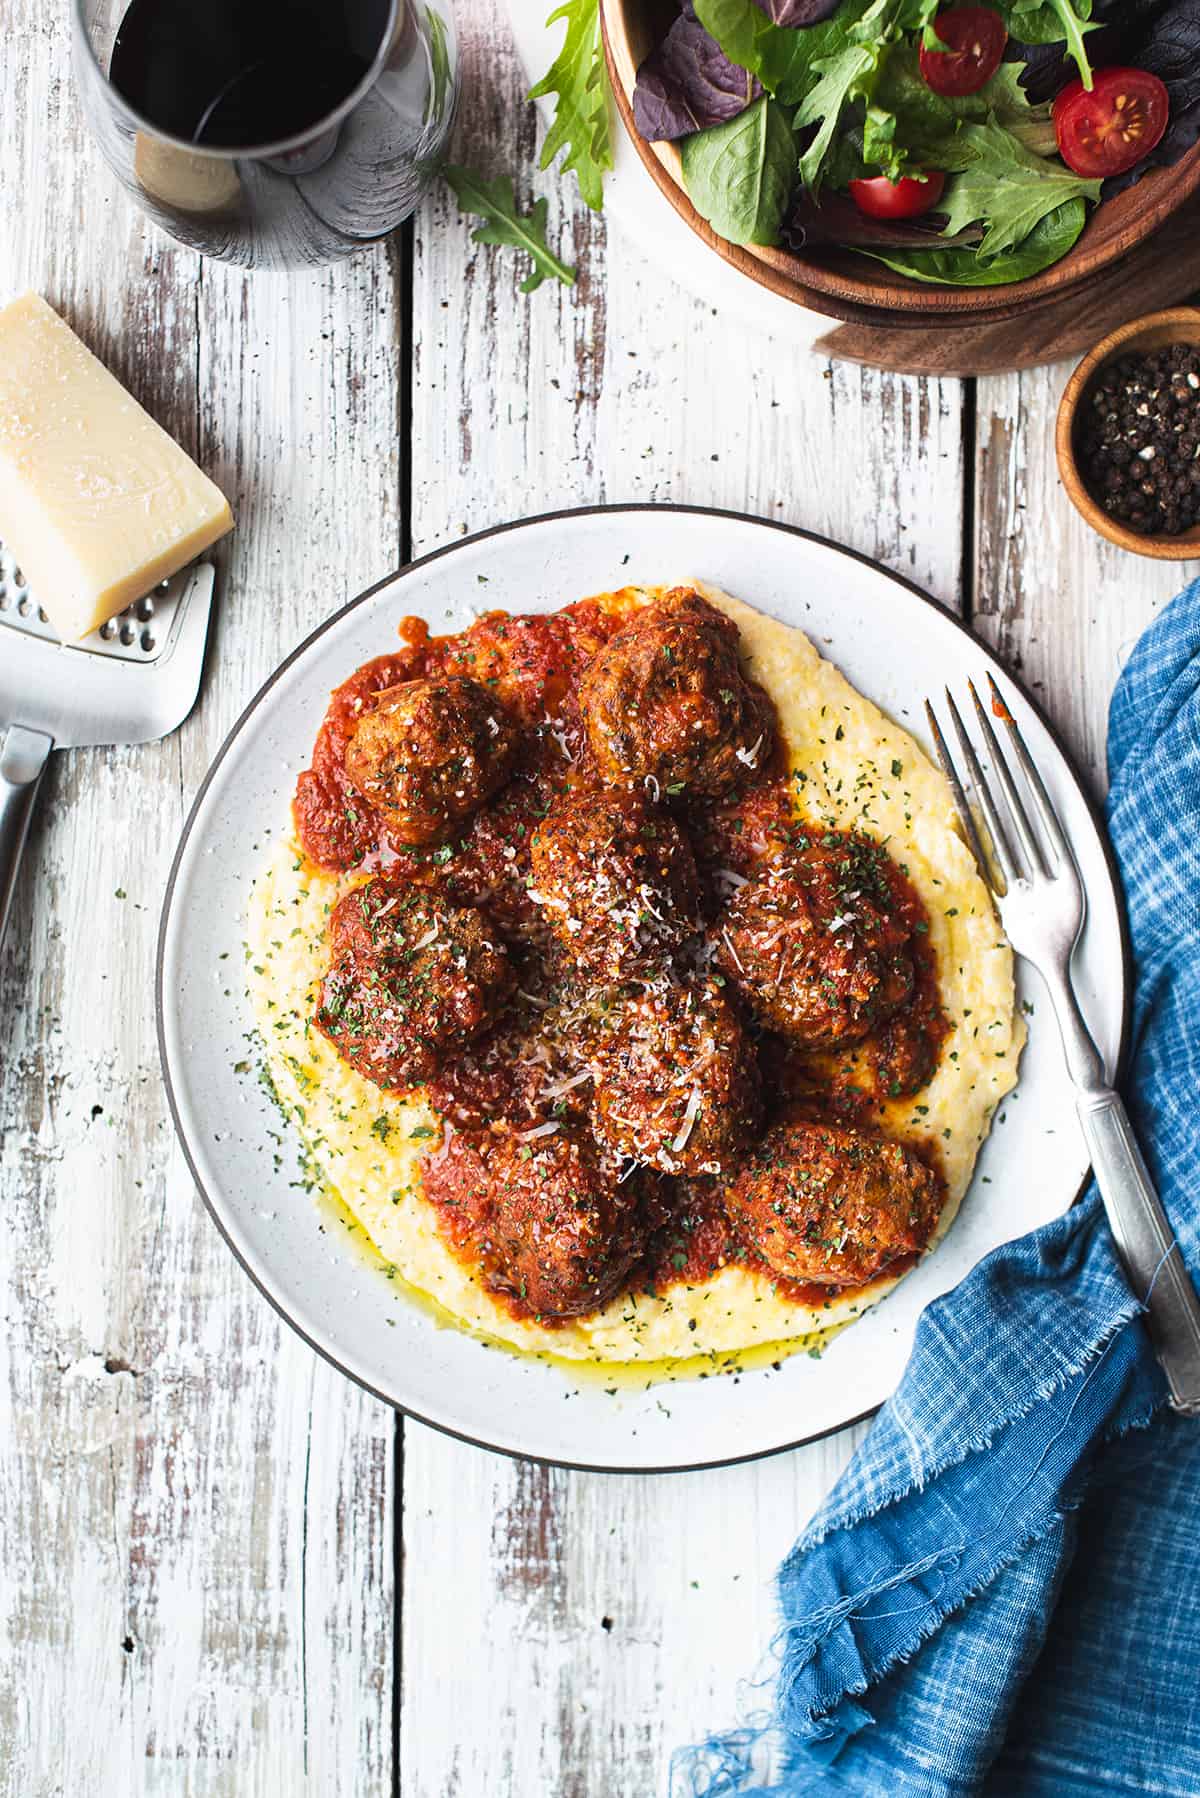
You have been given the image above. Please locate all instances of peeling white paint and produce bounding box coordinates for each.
[0,1,398,1785]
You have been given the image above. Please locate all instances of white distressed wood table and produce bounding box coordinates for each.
[1,2,1195,1793]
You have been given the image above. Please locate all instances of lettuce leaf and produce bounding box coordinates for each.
[936,121,1100,256]
[796,0,946,188]
[795,38,885,186]
[875,51,1054,158]
[678,0,1100,281]
[680,94,798,242]
[694,0,831,100]
[694,0,945,188]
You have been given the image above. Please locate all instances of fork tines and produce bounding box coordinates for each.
[925,674,1068,892]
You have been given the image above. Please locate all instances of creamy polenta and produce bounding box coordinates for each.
[245,584,1023,1367]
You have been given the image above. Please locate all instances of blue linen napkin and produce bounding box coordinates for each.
[677,579,1200,1798]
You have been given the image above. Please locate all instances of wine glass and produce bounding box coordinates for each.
[71,0,459,270]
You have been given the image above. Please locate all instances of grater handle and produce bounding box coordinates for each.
[0,725,53,951]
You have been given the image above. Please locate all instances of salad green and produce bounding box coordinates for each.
[681,97,799,242]
[864,197,1086,281]
[443,0,607,301]
[633,0,1185,282]
[996,0,1098,65]
[933,122,1099,253]
[445,0,1196,300]
[443,168,577,292]
[528,0,614,211]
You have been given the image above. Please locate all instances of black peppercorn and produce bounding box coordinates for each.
[1076,344,1200,538]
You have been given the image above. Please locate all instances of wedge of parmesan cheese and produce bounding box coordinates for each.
[0,291,233,641]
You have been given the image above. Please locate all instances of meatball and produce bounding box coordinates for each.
[726,1110,942,1288]
[714,839,913,1049]
[315,877,514,1091]
[528,787,701,980]
[808,1014,941,1107]
[590,978,762,1176]
[423,605,614,731]
[437,733,567,947]
[424,1124,647,1318]
[579,589,775,799]
[344,675,519,846]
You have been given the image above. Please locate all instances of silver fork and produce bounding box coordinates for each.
[926,675,1200,1417]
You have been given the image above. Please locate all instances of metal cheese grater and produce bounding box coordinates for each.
[0,535,216,946]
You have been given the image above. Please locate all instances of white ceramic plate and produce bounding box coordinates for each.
[158,507,1127,1471]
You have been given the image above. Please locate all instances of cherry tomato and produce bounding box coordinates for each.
[918,7,1008,98]
[1053,67,1170,178]
[848,171,946,220]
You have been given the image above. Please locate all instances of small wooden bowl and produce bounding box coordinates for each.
[1056,308,1200,561]
[603,0,1200,323]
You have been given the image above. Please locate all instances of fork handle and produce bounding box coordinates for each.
[1077,1089,1200,1417]
[0,725,52,952]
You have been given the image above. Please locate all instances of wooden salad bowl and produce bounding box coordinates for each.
[602,0,1200,325]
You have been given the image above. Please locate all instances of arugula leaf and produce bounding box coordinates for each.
[443,167,576,292]
[799,1,945,189]
[936,123,1100,256]
[862,196,1087,282]
[796,37,881,189]
[802,51,1053,181]
[976,63,1058,155]
[681,95,797,243]
[528,0,612,211]
[861,101,903,179]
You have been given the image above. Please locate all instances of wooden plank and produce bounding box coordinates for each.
[0,5,401,1789]
[404,7,967,1792]
[973,361,1199,795]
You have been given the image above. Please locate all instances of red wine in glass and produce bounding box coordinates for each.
[74,0,457,268]
[110,0,390,148]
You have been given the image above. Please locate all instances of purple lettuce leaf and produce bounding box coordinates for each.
[1011,25,1129,106]
[1133,0,1200,157]
[632,13,762,142]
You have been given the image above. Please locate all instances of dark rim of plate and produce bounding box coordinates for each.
[155,502,1134,1475]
